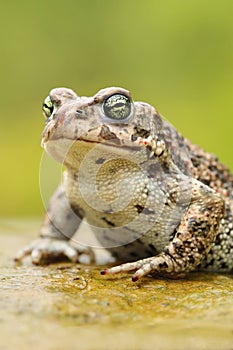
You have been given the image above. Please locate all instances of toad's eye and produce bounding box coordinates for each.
[103,94,131,120]
[42,95,54,119]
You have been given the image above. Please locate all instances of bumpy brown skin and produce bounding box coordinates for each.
[15,87,233,281]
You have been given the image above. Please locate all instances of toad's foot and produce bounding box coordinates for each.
[101,253,179,282]
[14,238,95,265]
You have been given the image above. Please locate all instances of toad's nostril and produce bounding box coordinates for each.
[76,109,84,114]
[75,109,86,118]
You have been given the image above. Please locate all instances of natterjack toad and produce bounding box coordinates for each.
[15,87,233,281]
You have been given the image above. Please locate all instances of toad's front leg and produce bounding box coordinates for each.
[101,180,225,281]
[15,185,94,265]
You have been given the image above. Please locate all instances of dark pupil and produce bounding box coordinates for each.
[103,94,131,120]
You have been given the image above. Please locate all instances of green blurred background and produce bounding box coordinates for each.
[1,0,233,217]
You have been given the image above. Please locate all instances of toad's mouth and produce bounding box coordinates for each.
[41,120,142,150]
[42,136,143,167]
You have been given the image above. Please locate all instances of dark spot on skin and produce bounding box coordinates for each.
[96,157,106,164]
[164,248,177,263]
[159,262,168,269]
[101,217,116,227]
[172,242,184,256]
[188,255,195,264]
[135,204,155,215]
[197,242,206,254]
[133,126,150,139]
[201,179,210,186]
[135,204,144,213]
[185,240,192,246]
[190,156,200,168]
[167,191,178,205]
[188,218,210,236]
[171,240,177,248]
[161,162,172,173]
[98,125,120,143]
[157,149,164,157]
